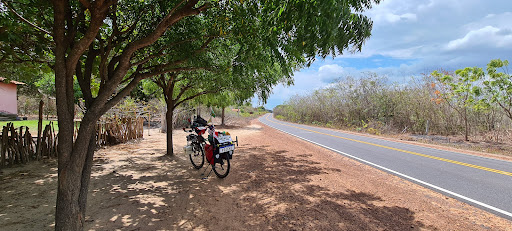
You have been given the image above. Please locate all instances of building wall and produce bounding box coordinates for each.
[0,82,18,115]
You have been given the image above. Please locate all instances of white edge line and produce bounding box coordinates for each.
[260,115,512,219]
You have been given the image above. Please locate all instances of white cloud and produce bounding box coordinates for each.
[365,0,418,24]
[463,12,512,29]
[380,46,424,59]
[318,64,344,82]
[400,13,417,21]
[375,12,417,23]
[446,26,512,50]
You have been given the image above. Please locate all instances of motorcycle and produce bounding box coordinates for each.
[183,114,238,178]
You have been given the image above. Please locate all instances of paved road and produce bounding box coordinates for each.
[259,114,512,220]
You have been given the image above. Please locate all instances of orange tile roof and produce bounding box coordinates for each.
[0,77,25,85]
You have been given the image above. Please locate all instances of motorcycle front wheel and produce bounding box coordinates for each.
[189,142,205,169]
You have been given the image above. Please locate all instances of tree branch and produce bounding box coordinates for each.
[65,1,78,48]
[8,56,52,65]
[119,65,143,85]
[99,74,143,115]
[81,48,98,106]
[1,0,52,36]
[139,66,211,80]
[175,89,218,108]
[174,82,193,102]
[66,0,113,76]
[121,0,204,57]
[91,0,210,113]
[165,73,176,95]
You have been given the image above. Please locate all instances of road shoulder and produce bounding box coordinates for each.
[254,118,512,230]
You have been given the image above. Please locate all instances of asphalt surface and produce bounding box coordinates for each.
[259,114,512,220]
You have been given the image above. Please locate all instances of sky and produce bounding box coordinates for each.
[258,0,512,109]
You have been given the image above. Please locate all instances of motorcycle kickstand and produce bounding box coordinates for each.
[201,164,213,179]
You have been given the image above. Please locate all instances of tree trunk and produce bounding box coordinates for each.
[53,1,85,228]
[166,101,175,156]
[78,131,97,219]
[464,108,469,141]
[464,118,469,141]
[221,107,225,126]
[55,165,84,230]
[55,120,97,231]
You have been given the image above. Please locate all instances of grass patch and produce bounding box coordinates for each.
[0,120,58,132]
[240,111,267,117]
[275,115,285,120]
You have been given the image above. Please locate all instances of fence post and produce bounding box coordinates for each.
[36,100,44,160]
[8,123,14,165]
[18,127,24,163]
[1,126,7,167]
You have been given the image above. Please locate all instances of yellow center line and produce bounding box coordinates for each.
[264,114,512,177]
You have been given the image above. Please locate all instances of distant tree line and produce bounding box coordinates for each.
[274,59,511,142]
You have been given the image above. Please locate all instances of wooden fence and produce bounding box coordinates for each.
[96,117,144,146]
[0,122,57,167]
[1,117,144,168]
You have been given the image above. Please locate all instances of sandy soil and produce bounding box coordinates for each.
[1,119,512,230]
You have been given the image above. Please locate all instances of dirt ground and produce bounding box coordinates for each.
[1,118,512,230]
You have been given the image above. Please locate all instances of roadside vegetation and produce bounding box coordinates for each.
[274,59,512,156]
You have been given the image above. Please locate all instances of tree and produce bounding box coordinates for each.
[205,91,238,126]
[149,21,237,155]
[431,68,484,141]
[482,59,512,121]
[155,70,231,156]
[3,0,381,230]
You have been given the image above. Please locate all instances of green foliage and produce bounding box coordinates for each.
[34,73,56,96]
[0,62,53,95]
[204,91,238,109]
[141,79,163,98]
[235,104,267,117]
[431,68,485,110]
[0,0,53,64]
[127,0,381,105]
[34,73,99,103]
[275,115,286,120]
[430,68,487,140]
[482,59,512,120]
[0,0,53,95]
[130,79,163,101]
[116,97,138,112]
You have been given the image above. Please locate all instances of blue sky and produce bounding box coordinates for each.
[258,0,512,109]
